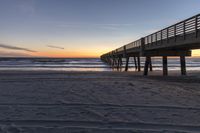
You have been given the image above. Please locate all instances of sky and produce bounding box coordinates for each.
[0,0,200,58]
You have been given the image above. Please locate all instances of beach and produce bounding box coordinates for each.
[0,71,200,132]
[0,0,200,132]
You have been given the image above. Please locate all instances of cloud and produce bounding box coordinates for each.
[93,24,135,30]
[38,20,135,31]
[0,50,32,57]
[0,43,37,52]
[47,45,64,50]
[94,24,135,27]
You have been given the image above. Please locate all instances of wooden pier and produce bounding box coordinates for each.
[101,14,200,75]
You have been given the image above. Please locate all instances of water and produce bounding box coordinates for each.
[0,57,199,72]
[0,58,110,71]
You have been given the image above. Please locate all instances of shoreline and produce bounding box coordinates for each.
[0,69,200,75]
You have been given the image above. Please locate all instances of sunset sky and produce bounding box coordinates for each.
[0,0,200,58]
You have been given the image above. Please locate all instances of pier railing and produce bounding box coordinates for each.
[144,14,200,47]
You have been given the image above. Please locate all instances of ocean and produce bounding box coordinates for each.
[0,57,199,72]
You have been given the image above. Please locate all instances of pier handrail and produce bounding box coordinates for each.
[144,14,200,45]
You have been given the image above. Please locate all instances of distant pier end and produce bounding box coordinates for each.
[101,14,200,76]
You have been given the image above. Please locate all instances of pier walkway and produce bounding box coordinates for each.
[101,14,200,75]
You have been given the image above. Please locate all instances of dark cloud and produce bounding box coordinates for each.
[0,43,37,52]
[47,45,64,50]
[0,50,32,57]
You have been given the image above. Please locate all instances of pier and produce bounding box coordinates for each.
[101,14,200,75]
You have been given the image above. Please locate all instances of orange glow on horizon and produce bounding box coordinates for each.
[192,50,200,57]
[28,49,200,58]
[29,49,111,58]
[13,48,199,58]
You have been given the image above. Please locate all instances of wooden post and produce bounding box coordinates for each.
[163,56,168,76]
[112,57,114,69]
[183,21,186,40]
[155,33,157,45]
[161,30,163,44]
[111,57,114,68]
[149,57,153,71]
[144,57,150,76]
[174,25,176,42]
[118,57,122,71]
[180,55,186,75]
[125,57,129,72]
[112,57,117,69]
[134,57,138,70]
[114,57,117,69]
[108,57,111,65]
[117,57,120,71]
[137,56,141,72]
[167,28,169,43]
[195,15,198,38]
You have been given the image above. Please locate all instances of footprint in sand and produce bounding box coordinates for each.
[128,83,135,87]
[142,87,151,90]
[2,125,21,133]
[114,81,119,84]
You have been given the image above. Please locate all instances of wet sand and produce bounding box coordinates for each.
[0,71,200,133]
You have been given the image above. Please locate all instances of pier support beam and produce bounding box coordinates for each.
[112,57,116,69]
[134,57,138,70]
[125,57,129,72]
[120,57,123,71]
[162,56,168,76]
[149,57,153,71]
[137,56,141,72]
[111,58,114,68]
[180,55,186,75]
[144,56,150,76]
[117,57,120,71]
[117,57,122,71]
[114,57,118,69]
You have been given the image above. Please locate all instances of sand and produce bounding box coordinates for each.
[0,71,200,133]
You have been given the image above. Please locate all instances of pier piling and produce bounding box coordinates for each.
[144,57,150,76]
[137,56,141,72]
[149,57,153,71]
[180,55,186,75]
[134,57,138,70]
[125,57,129,72]
[163,56,168,76]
